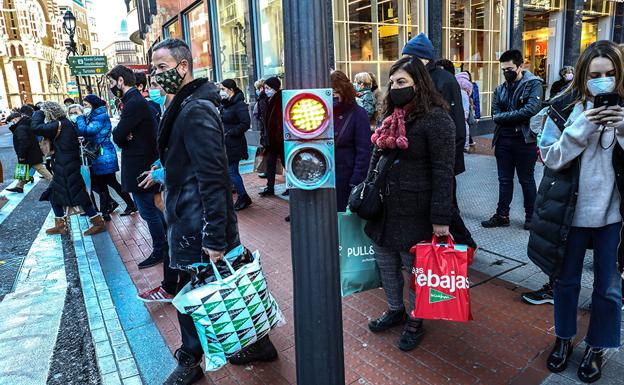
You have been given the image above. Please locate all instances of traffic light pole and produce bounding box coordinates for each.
[283,1,345,384]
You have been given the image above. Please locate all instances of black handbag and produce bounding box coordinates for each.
[82,141,101,161]
[348,148,399,220]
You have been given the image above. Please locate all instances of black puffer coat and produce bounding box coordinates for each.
[30,111,91,208]
[220,90,251,164]
[10,116,43,165]
[528,96,624,278]
[365,107,456,252]
[158,79,241,269]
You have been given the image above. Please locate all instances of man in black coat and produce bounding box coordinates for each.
[401,33,476,250]
[109,65,166,269]
[6,107,52,193]
[151,39,277,385]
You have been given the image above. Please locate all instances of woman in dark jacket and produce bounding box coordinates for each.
[220,79,252,210]
[331,70,372,211]
[75,95,135,219]
[364,57,456,352]
[30,101,106,236]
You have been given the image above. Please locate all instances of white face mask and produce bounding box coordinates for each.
[564,73,573,81]
[219,90,228,99]
[587,76,616,96]
[83,108,92,116]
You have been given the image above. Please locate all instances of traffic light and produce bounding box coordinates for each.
[282,88,335,190]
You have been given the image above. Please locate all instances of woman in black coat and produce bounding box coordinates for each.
[364,57,456,352]
[5,110,52,193]
[220,79,252,211]
[30,101,105,236]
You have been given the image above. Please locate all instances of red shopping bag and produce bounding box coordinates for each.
[409,235,472,322]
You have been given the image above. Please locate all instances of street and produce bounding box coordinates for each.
[0,142,622,385]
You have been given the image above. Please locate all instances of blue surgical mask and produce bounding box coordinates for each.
[149,89,166,105]
[265,88,275,98]
[587,76,616,97]
[255,90,260,97]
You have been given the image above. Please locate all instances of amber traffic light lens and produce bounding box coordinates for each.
[288,97,328,134]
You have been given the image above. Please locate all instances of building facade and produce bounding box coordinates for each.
[0,0,70,108]
[134,0,621,119]
[103,20,147,68]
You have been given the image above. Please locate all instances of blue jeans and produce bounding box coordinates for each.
[133,191,168,254]
[494,135,537,218]
[228,162,247,197]
[52,203,97,217]
[554,223,623,348]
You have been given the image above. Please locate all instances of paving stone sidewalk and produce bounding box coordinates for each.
[98,162,621,385]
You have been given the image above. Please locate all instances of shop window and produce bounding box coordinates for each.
[522,0,562,12]
[216,0,249,95]
[443,0,508,118]
[186,2,213,80]
[333,0,422,87]
[581,18,599,53]
[583,0,611,17]
[258,0,284,78]
[164,19,182,40]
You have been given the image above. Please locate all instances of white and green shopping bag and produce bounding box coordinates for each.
[172,250,285,371]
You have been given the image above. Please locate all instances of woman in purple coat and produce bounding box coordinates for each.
[331,70,373,212]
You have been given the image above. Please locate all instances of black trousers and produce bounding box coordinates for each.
[177,272,203,359]
[265,149,284,191]
[451,177,477,249]
[494,135,537,218]
[92,172,135,211]
[162,251,180,295]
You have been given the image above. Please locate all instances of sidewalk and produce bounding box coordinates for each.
[104,171,590,385]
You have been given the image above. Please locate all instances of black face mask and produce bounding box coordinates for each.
[110,83,123,98]
[503,69,519,84]
[390,87,416,107]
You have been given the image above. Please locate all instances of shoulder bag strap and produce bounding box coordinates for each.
[372,150,399,187]
[335,110,355,145]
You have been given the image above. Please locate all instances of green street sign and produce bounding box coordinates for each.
[68,56,108,76]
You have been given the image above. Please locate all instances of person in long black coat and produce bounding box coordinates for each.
[5,109,52,193]
[109,64,165,269]
[219,79,252,210]
[401,33,477,251]
[30,101,105,236]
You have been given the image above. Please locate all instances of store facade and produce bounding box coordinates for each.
[142,0,620,119]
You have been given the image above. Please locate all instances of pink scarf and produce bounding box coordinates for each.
[371,108,409,150]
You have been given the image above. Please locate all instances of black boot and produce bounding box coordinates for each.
[138,249,164,269]
[234,194,252,211]
[259,187,274,197]
[163,349,203,385]
[398,318,425,351]
[120,204,138,216]
[368,308,407,333]
[578,346,604,383]
[229,335,278,365]
[547,337,573,373]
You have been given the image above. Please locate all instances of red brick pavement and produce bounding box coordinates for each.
[106,173,589,385]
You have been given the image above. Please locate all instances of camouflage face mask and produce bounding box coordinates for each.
[154,62,186,95]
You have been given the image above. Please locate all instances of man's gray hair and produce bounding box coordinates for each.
[153,38,193,73]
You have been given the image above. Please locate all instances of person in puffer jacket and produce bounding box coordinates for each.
[75,94,136,220]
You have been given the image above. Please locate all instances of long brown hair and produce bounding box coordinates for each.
[566,40,624,106]
[330,70,357,104]
[383,57,448,120]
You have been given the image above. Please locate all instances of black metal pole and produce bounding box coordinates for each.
[282,1,345,384]
[562,0,584,67]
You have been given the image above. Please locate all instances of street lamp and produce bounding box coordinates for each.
[62,9,82,100]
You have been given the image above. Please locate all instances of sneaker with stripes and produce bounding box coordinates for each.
[137,286,174,303]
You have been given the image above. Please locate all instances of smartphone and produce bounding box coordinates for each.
[136,173,148,184]
[594,92,621,108]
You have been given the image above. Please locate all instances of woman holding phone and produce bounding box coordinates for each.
[529,40,624,383]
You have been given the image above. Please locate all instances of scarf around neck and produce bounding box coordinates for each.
[371,107,409,150]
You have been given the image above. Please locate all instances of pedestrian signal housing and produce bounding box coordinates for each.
[282,89,335,190]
